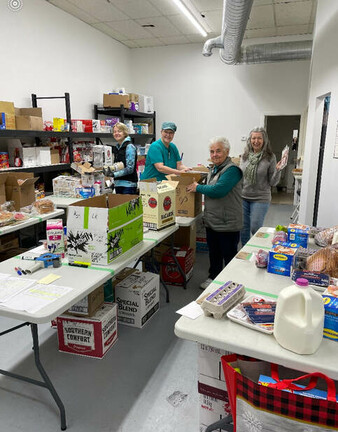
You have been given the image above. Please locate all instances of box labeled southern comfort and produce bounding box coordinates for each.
[57,303,118,359]
[115,271,159,328]
[139,179,178,230]
[67,194,143,265]
[162,246,194,286]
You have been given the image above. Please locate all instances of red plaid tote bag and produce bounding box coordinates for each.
[221,354,338,431]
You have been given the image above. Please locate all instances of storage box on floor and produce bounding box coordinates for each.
[161,246,194,286]
[5,172,39,210]
[139,179,178,230]
[115,270,160,328]
[57,303,118,359]
[67,194,143,265]
[168,167,208,217]
[198,344,231,431]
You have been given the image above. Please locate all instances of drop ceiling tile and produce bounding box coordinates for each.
[308,22,314,33]
[186,33,209,43]
[123,40,141,48]
[68,0,130,21]
[135,38,165,47]
[254,0,274,5]
[192,0,223,11]
[159,35,190,45]
[275,0,313,26]
[276,24,310,36]
[247,4,275,29]
[108,0,162,19]
[201,10,223,33]
[147,0,181,15]
[309,0,317,23]
[48,0,98,24]
[136,16,182,37]
[166,14,201,35]
[106,20,154,39]
[244,27,277,38]
[91,22,126,40]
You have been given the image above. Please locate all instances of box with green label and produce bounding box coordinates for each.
[67,194,143,266]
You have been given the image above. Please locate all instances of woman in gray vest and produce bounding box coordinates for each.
[187,137,243,290]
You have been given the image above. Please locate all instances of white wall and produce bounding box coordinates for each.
[299,0,338,227]
[131,44,310,167]
[0,0,132,120]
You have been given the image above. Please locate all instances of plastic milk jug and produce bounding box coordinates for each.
[274,278,324,354]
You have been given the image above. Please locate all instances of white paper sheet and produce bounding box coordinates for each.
[0,277,36,302]
[3,284,73,314]
[176,301,204,320]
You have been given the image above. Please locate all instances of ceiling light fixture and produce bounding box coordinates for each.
[171,0,208,37]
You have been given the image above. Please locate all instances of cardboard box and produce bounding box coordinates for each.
[198,343,230,382]
[162,246,194,286]
[322,289,338,342]
[138,95,154,113]
[287,223,310,248]
[51,149,60,164]
[0,173,8,205]
[57,303,118,359]
[15,107,43,131]
[196,216,208,253]
[5,172,39,211]
[115,271,159,328]
[267,241,299,277]
[22,147,37,167]
[128,93,139,103]
[67,285,104,317]
[139,179,178,230]
[199,394,231,432]
[173,224,196,260]
[36,147,51,165]
[67,194,143,265]
[103,94,130,108]
[168,167,208,217]
[0,101,15,130]
[0,232,19,252]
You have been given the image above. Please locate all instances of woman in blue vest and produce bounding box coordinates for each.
[187,137,243,290]
[106,122,138,194]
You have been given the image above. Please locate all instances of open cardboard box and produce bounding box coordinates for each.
[168,166,208,217]
[5,172,39,210]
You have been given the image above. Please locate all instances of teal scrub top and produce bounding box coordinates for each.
[141,138,181,181]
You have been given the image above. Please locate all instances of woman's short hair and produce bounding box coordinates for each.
[242,126,273,160]
[113,122,129,136]
[209,136,230,152]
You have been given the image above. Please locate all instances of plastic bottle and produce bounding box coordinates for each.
[273,278,324,354]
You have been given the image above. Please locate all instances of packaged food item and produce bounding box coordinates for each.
[272,231,287,244]
[0,210,14,226]
[46,219,65,257]
[255,249,269,268]
[33,198,55,214]
[306,245,338,278]
[314,225,338,247]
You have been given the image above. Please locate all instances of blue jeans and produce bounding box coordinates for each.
[240,200,270,246]
[115,186,138,194]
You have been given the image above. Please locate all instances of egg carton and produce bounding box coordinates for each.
[201,281,246,319]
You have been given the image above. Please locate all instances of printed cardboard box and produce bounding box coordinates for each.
[115,271,159,328]
[0,101,15,130]
[57,303,118,359]
[162,246,194,286]
[139,179,178,230]
[168,166,208,217]
[287,223,310,248]
[173,224,196,261]
[199,394,231,432]
[5,172,39,210]
[67,285,104,317]
[322,288,338,342]
[267,241,299,277]
[67,194,143,266]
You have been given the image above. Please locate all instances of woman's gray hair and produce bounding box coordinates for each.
[242,126,273,161]
[209,136,230,152]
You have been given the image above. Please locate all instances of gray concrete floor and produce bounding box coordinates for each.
[0,203,293,432]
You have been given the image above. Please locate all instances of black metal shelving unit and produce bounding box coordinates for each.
[94,104,156,145]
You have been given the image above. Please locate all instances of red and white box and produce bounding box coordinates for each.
[199,394,231,432]
[57,303,118,359]
[161,247,194,286]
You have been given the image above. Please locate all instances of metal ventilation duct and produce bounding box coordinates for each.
[202,0,312,65]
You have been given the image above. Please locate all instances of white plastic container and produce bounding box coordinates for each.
[274,278,324,354]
